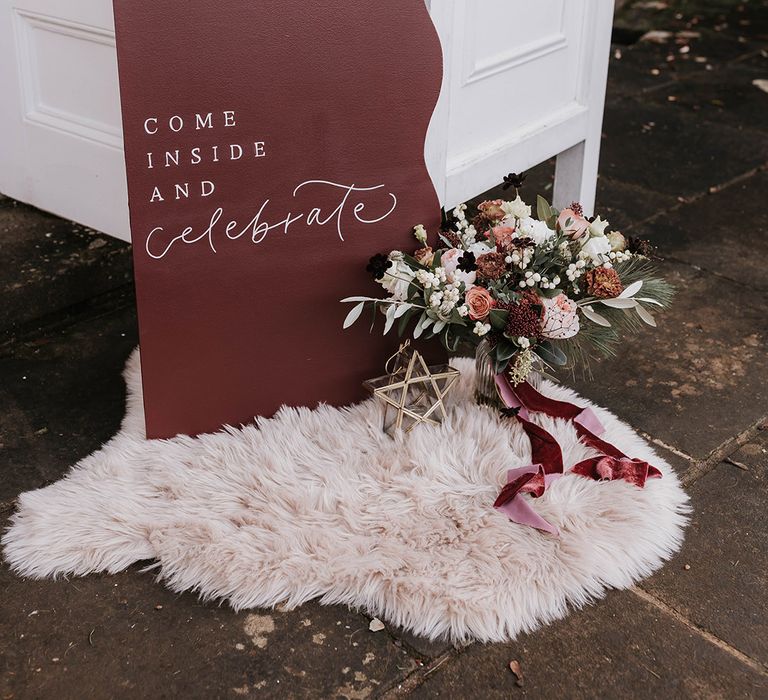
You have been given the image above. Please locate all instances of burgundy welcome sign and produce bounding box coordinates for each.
[112,1,443,438]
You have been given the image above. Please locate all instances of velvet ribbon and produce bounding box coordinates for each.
[493,374,662,534]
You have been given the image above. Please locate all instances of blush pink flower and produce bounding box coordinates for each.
[540,293,580,340]
[491,225,516,249]
[557,208,590,241]
[440,248,463,277]
[465,286,497,321]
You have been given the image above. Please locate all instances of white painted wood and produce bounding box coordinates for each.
[0,0,131,240]
[0,0,613,240]
[427,0,615,216]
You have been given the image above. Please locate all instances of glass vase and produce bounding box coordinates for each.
[474,338,506,410]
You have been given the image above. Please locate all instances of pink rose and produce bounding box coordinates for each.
[440,248,463,277]
[491,225,516,249]
[540,294,580,340]
[557,208,590,241]
[466,286,497,321]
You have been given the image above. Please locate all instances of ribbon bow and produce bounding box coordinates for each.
[494,374,661,534]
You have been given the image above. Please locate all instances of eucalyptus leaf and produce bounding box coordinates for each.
[600,297,638,309]
[537,195,551,222]
[343,302,365,329]
[546,214,558,230]
[413,312,427,339]
[397,307,414,337]
[619,280,643,298]
[536,341,568,366]
[581,305,611,327]
[393,303,413,318]
[382,304,398,335]
[635,304,657,327]
[432,319,446,333]
[495,339,518,363]
[488,308,509,331]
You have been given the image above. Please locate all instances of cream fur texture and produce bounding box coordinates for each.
[2,350,689,642]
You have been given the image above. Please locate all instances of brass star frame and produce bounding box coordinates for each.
[364,349,460,435]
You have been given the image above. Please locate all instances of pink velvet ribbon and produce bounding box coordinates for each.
[493,374,662,534]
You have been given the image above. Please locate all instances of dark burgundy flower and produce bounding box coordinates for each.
[457,250,477,273]
[502,172,527,191]
[501,294,542,339]
[627,236,656,257]
[366,253,392,280]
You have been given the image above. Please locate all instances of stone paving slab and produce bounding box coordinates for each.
[0,307,138,504]
[636,171,768,290]
[560,260,768,461]
[409,589,768,699]
[608,31,762,97]
[0,558,417,700]
[642,434,768,666]
[642,63,768,131]
[594,176,678,232]
[599,97,768,199]
[0,196,131,338]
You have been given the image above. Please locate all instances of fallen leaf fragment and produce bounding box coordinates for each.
[509,659,524,687]
[640,30,673,44]
[369,618,385,632]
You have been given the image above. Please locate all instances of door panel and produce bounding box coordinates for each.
[0,1,130,240]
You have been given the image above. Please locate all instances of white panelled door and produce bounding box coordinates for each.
[0,0,130,240]
[426,0,614,215]
[0,1,613,242]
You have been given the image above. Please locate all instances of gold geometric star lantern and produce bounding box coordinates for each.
[363,341,460,436]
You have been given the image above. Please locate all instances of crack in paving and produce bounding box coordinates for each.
[631,586,768,677]
[619,161,768,235]
[379,647,463,698]
[682,416,768,487]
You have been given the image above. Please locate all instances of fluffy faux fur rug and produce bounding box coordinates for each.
[2,350,689,642]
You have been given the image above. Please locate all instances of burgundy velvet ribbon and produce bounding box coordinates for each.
[493,374,662,534]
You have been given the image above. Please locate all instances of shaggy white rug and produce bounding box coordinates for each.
[2,350,689,642]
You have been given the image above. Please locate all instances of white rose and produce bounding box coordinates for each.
[588,215,609,238]
[468,241,494,257]
[501,195,531,220]
[579,236,611,265]
[518,217,555,246]
[380,260,415,301]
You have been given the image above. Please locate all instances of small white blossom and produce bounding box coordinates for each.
[517,337,531,349]
[413,224,428,244]
[473,321,491,337]
[452,203,467,221]
[457,304,469,317]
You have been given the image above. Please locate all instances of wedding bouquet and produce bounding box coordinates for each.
[342,188,672,380]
